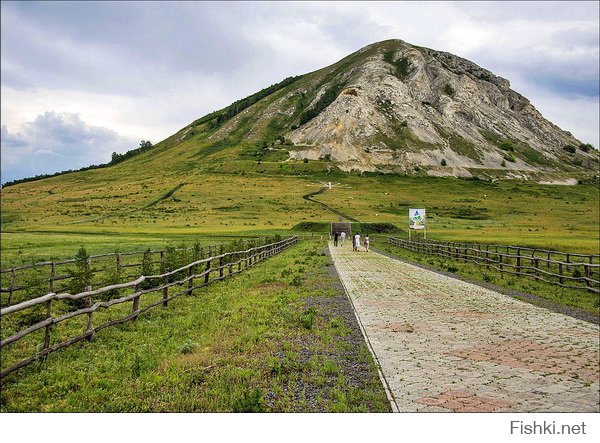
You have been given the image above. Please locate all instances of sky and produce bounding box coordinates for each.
[1,1,598,183]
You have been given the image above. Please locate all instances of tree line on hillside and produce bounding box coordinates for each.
[191,75,304,129]
[2,140,153,188]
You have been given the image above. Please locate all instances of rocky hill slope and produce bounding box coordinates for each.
[174,39,596,180]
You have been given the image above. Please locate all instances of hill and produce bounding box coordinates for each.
[1,39,599,261]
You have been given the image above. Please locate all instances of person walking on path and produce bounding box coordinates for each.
[364,234,370,252]
[340,231,346,247]
[334,232,339,247]
[354,233,361,252]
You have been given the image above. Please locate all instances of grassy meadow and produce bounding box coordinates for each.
[0,239,390,412]
[2,166,598,266]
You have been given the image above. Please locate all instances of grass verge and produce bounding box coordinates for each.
[0,239,390,412]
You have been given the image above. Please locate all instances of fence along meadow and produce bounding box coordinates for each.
[388,237,599,293]
[0,241,245,307]
[0,236,298,380]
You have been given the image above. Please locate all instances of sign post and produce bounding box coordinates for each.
[409,208,426,241]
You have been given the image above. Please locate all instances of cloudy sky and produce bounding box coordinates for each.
[1,1,598,183]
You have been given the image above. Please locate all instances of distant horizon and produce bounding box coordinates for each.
[2,1,598,183]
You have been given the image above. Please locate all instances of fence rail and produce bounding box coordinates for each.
[0,236,298,380]
[0,239,277,308]
[387,237,600,294]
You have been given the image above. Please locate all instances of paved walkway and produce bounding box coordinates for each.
[329,243,600,412]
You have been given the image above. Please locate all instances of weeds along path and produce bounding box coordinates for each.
[302,187,358,222]
[329,242,600,412]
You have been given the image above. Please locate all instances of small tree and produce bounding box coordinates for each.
[66,247,94,309]
[69,247,93,294]
[140,249,155,289]
[441,158,447,166]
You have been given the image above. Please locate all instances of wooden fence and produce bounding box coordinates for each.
[0,236,298,380]
[388,237,599,293]
[0,240,273,308]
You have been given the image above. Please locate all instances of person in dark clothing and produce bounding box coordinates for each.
[334,232,339,247]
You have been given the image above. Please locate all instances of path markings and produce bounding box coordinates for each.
[329,243,599,412]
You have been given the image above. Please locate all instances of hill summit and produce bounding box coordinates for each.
[169,39,596,180]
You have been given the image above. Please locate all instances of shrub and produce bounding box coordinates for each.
[179,341,197,355]
[384,51,411,80]
[579,143,593,152]
[499,141,514,151]
[441,158,447,166]
[563,145,576,154]
[299,306,318,329]
[66,247,94,308]
[443,84,455,97]
[232,389,264,413]
[504,153,516,163]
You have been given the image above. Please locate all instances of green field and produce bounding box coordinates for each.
[2,168,598,265]
[0,240,390,412]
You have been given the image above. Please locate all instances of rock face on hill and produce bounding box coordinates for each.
[182,39,598,179]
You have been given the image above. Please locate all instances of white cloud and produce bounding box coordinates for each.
[1,112,137,183]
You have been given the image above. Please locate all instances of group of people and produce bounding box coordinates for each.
[333,231,369,252]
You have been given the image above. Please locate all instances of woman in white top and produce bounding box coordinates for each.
[354,234,360,251]
[364,234,370,252]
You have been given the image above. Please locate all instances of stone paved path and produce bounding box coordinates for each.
[329,243,600,412]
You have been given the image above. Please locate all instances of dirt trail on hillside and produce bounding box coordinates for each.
[330,243,600,412]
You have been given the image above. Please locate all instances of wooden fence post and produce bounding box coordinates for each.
[534,258,539,281]
[219,256,224,279]
[82,278,93,339]
[204,260,211,285]
[187,266,194,295]
[43,298,53,356]
[133,283,141,317]
[49,262,55,293]
[584,263,592,291]
[516,248,521,274]
[163,285,169,307]
[558,262,564,285]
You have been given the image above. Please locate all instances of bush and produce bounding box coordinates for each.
[499,141,514,151]
[299,306,318,329]
[563,145,576,154]
[443,84,455,97]
[504,153,516,163]
[232,389,264,413]
[68,247,93,294]
[441,158,447,166]
[579,143,593,152]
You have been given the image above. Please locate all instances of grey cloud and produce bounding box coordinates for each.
[453,1,599,23]
[1,112,137,183]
